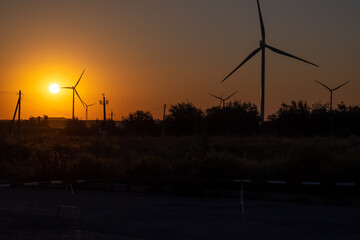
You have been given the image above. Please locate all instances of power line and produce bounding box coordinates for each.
[0,90,17,95]
[21,96,71,118]
[149,106,163,112]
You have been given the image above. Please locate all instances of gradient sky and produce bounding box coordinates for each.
[0,0,359,120]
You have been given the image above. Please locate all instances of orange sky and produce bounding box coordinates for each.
[0,0,359,120]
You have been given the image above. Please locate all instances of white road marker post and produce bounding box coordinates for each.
[56,183,81,217]
[240,179,244,215]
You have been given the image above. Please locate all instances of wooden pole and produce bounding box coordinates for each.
[163,104,166,120]
[18,90,21,136]
[103,94,106,122]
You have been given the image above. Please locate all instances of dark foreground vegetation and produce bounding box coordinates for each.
[1,135,360,184]
[1,100,360,186]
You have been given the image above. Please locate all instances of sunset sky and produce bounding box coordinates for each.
[0,0,359,120]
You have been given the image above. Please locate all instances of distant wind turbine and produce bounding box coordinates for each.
[313,80,349,111]
[84,102,96,121]
[209,93,223,107]
[61,69,86,120]
[209,91,238,108]
[221,0,318,123]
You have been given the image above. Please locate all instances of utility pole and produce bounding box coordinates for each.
[10,90,21,136]
[99,93,109,122]
[163,104,166,120]
[108,111,114,121]
[161,104,167,137]
[18,90,21,134]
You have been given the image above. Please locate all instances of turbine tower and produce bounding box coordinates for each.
[209,91,238,107]
[313,80,349,111]
[84,103,96,121]
[221,0,318,123]
[61,69,85,120]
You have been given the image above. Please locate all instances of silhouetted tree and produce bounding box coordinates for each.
[123,110,159,136]
[268,101,360,137]
[205,100,260,135]
[268,100,310,136]
[308,102,331,136]
[165,102,204,136]
[332,102,360,136]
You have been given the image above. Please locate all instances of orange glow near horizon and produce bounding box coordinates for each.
[0,1,359,121]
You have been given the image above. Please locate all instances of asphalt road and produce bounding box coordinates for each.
[0,187,359,239]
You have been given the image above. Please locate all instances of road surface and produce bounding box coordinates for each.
[0,187,359,239]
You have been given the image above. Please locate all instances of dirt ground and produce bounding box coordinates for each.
[0,187,359,239]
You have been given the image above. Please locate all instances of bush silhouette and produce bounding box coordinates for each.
[123,110,159,136]
[268,100,311,136]
[308,102,331,136]
[205,100,260,135]
[268,101,360,137]
[333,102,360,136]
[165,102,204,136]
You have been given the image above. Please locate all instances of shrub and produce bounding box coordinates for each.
[123,111,159,136]
[268,100,310,136]
[205,100,260,135]
[165,102,204,136]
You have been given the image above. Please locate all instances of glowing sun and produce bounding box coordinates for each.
[49,83,60,94]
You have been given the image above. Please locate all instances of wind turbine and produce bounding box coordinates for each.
[221,0,318,123]
[61,69,86,120]
[313,80,349,111]
[209,93,223,107]
[84,102,96,121]
[209,91,238,107]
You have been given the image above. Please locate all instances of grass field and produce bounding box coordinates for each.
[1,135,360,184]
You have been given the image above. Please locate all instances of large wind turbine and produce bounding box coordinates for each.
[209,91,238,108]
[84,102,96,121]
[61,69,86,120]
[221,0,318,123]
[313,80,349,111]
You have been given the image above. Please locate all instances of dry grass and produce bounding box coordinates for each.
[0,135,359,183]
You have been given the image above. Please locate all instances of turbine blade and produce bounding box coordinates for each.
[221,47,261,83]
[257,0,265,41]
[60,87,73,89]
[75,69,85,88]
[225,91,238,101]
[266,45,319,67]
[75,89,85,107]
[333,81,350,91]
[209,93,222,101]
[313,80,331,91]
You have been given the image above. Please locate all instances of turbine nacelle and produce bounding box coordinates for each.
[313,79,349,111]
[260,40,266,48]
[209,91,238,108]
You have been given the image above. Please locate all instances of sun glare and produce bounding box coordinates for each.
[49,83,60,94]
